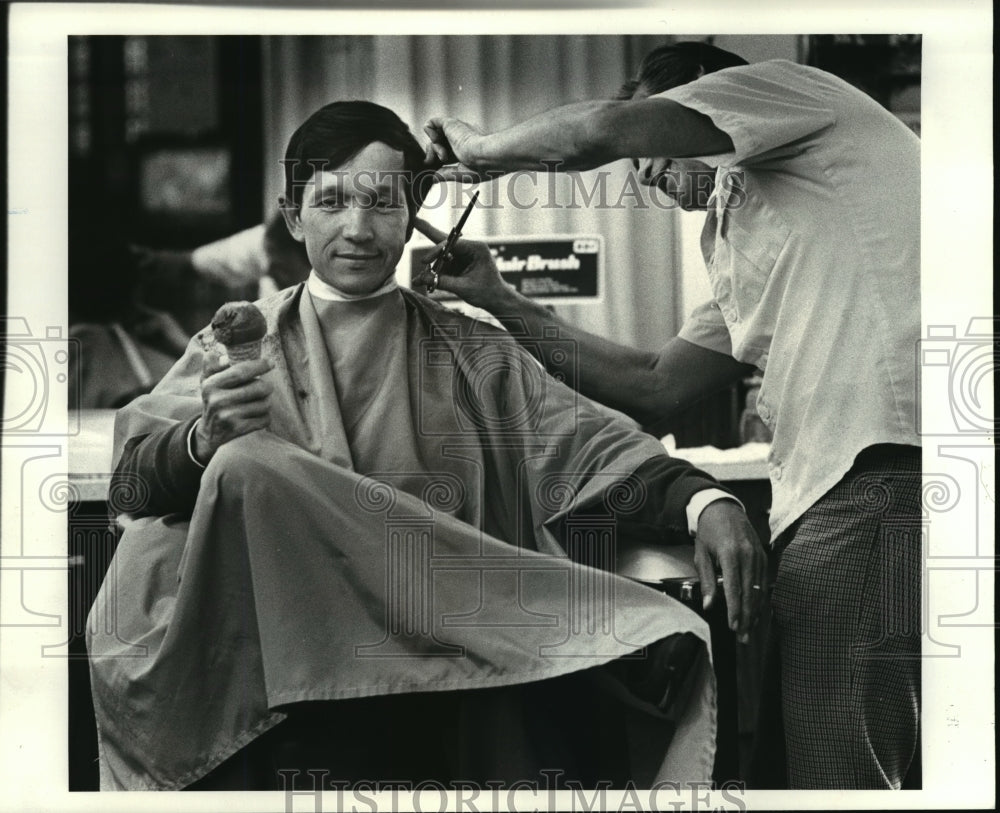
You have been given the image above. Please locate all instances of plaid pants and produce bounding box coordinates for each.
[762,444,922,789]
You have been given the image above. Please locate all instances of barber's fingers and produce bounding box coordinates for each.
[411,266,441,293]
[414,217,486,258]
[423,117,444,142]
[414,217,448,245]
[414,222,476,275]
[423,118,496,184]
[423,142,441,169]
[413,249,471,293]
[430,143,451,165]
[411,246,489,298]
[423,119,455,163]
[423,117,454,143]
[412,264,472,299]
[432,235,486,271]
[434,164,493,184]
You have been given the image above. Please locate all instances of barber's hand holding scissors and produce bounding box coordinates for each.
[694,500,768,643]
[412,218,513,312]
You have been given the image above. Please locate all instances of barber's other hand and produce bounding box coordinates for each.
[423,117,498,183]
[412,218,513,311]
[693,500,767,643]
[193,351,273,463]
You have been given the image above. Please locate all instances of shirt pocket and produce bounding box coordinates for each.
[707,212,784,325]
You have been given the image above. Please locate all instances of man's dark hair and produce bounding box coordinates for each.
[617,41,749,99]
[282,100,432,236]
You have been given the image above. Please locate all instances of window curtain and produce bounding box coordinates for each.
[261,35,681,350]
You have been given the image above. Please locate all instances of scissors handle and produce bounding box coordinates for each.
[430,228,460,276]
[426,191,480,290]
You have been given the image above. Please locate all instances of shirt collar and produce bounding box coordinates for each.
[306,270,398,302]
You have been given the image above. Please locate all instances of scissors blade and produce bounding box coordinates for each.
[453,190,480,235]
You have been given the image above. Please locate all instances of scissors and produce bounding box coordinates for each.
[425,190,480,294]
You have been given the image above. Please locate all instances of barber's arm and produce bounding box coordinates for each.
[413,219,754,433]
[415,223,763,638]
[423,98,732,176]
[112,352,273,516]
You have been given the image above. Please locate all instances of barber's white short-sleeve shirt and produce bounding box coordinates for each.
[660,60,920,538]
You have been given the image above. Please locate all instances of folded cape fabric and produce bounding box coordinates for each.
[89,285,716,790]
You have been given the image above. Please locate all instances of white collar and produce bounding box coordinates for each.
[306,270,398,302]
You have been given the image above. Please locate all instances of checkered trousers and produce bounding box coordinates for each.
[767,444,922,789]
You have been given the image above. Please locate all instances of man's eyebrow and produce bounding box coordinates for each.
[312,178,345,198]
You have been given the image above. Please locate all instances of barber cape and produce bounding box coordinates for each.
[88,283,716,790]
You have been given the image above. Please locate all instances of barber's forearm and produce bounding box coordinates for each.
[481,286,752,430]
[481,285,673,426]
[467,101,624,172]
[462,98,732,173]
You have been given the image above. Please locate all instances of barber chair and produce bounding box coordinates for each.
[616,541,741,785]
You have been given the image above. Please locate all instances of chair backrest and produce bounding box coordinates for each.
[616,539,698,583]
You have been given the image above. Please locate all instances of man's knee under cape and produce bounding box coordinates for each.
[88,284,717,790]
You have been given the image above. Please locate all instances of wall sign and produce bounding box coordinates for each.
[411,234,604,305]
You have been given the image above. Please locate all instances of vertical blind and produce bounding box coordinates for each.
[261,35,682,350]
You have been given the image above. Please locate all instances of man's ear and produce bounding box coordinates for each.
[405,170,435,244]
[695,65,705,80]
[404,196,421,243]
[278,194,305,242]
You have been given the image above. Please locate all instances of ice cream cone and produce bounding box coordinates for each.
[226,340,263,362]
[211,301,267,363]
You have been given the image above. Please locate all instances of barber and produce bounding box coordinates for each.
[415,42,921,790]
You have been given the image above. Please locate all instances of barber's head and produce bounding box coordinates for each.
[619,41,748,99]
[623,43,747,212]
[279,101,430,295]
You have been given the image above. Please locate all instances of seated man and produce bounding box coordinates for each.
[88,100,763,791]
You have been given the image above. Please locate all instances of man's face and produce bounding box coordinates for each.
[283,141,409,295]
[633,155,717,211]
[631,85,716,211]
